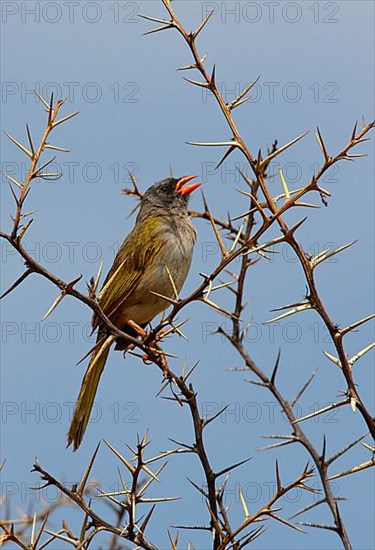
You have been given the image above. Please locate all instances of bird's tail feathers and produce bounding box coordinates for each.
[67,334,115,450]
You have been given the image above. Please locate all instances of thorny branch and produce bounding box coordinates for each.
[1,1,374,549]
[140,1,374,548]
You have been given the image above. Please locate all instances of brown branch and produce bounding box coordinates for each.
[147,2,374,548]
[156,0,374,440]
[2,3,374,549]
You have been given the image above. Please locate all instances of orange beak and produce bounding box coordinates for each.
[176,174,202,196]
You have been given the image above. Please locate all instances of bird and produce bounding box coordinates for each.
[67,175,201,450]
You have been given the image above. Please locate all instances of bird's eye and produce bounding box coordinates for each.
[160,184,169,192]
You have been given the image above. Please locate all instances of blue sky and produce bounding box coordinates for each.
[1,1,374,549]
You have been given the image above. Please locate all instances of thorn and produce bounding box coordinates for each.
[290,497,331,520]
[149,290,178,305]
[44,143,70,153]
[48,92,54,125]
[35,91,49,109]
[215,457,252,478]
[231,205,256,222]
[34,172,62,181]
[186,139,240,148]
[25,124,35,158]
[351,120,358,140]
[228,75,261,110]
[138,13,170,24]
[52,111,79,128]
[75,336,106,366]
[315,127,330,161]
[4,131,33,158]
[285,216,308,238]
[263,303,312,324]
[229,222,245,253]
[143,23,174,35]
[170,524,211,531]
[279,169,290,200]
[167,529,179,550]
[312,240,357,268]
[210,63,216,86]
[257,439,295,452]
[182,359,200,382]
[32,155,57,177]
[144,448,184,465]
[323,350,342,368]
[215,144,237,169]
[238,486,250,517]
[202,403,231,428]
[290,368,318,408]
[270,349,281,385]
[326,434,367,466]
[193,10,214,38]
[103,440,135,475]
[77,442,101,496]
[65,274,83,292]
[186,478,208,499]
[177,55,207,72]
[345,153,367,159]
[321,435,327,464]
[361,441,375,453]
[240,526,266,545]
[137,463,168,497]
[138,504,156,534]
[32,512,49,547]
[270,514,306,533]
[210,280,236,293]
[292,399,350,424]
[294,202,319,211]
[92,260,104,294]
[41,292,65,321]
[328,458,375,481]
[182,76,210,88]
[349,342,375,366]
[139,496,180,503]
[244,378,268,387]
[202,297,238,320]
[0,269,33,300]
[7,181,19,205]
[168,438,194,452]
[260,131,308,169]
[228,96,249,110]
[275,460,282,492]
[201,191,227,257]
[30,512,37,545]
[2,171,23,189]
[165,265,179,301]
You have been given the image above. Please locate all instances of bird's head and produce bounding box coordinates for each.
[138,175,201,220]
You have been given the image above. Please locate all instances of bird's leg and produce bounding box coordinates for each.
[123,320,169,375]
[126,319,148,338]
[124,319,156,364]
[143,344,169,376]
[115,320,148,352]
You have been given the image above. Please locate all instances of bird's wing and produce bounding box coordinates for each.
[92,216,164,331]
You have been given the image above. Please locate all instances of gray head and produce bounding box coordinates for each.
[137,175,201,221]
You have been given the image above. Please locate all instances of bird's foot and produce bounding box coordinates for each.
[140,347,169,376]
[124,320,169,375]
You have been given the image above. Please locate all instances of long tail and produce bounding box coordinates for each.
[67,334,115,450]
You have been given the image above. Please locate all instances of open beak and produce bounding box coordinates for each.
[176,174,202,196]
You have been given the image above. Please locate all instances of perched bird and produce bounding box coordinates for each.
[67,175,201,450]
